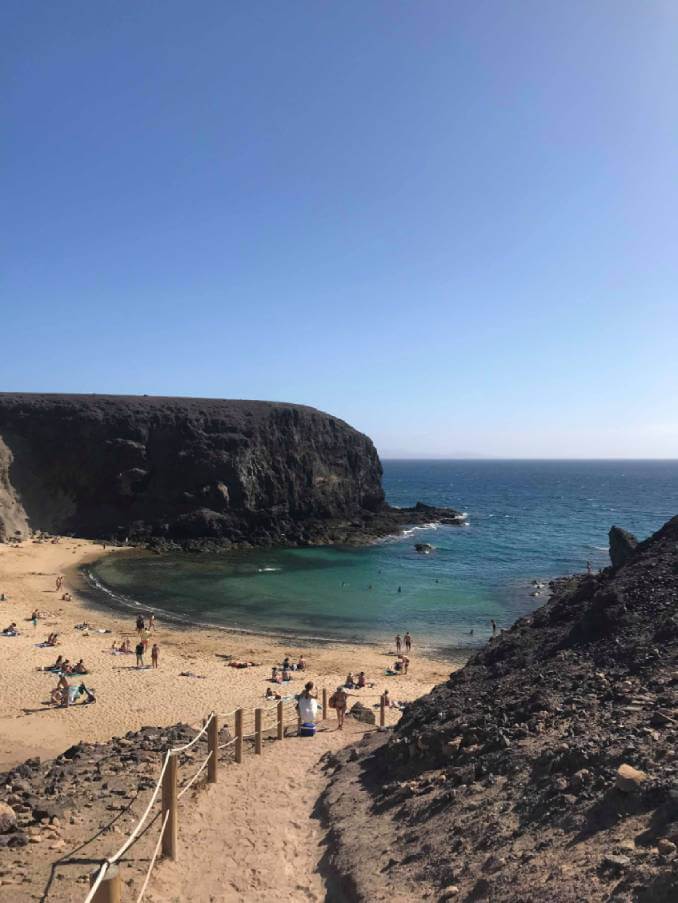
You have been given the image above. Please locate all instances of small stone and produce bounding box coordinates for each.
[658,838,676,857]
[615,764,646,792]
[28,835,42,843]
[483,854,506,873]
[602,854,630,871]
[440,886,459,900]
[0,803,17,834]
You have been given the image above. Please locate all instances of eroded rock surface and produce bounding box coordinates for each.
[0,394,461,548]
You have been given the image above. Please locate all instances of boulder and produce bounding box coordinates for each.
[349,702,376,725]
[609,526,638,569]
[657,838,677,857]
[615,763,646,792]
[0,803,17,834]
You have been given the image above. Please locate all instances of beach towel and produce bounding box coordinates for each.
[297,696,319,723]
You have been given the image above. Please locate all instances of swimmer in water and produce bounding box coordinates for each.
[397,586,402,593]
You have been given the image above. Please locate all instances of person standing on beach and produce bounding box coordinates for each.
[395,634,402,653]
[586,560,592,575]
[332,685,348,730]
[151,643,159,669]
[491,619,497,634]
[55,575,63,592]
[135,640,145,669]
[404,631,412,652]
[136,614,145,636]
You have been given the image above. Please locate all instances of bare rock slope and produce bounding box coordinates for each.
[322,516,678,902]
[0,393,459,546]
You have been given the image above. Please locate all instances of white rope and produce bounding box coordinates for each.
[134,809,170,903]
[108,751,171,863]
[219,707,237,718]
[178,752,211,799]
[84,862,109,903]
[218,737,237,750]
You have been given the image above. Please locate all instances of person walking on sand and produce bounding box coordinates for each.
[395,634,402,653]
[55,575,63,592]
[136,614,145,636]
[404,631,411,652]
[135,640,145,669]
[332,685,348,730]
[151,643,159,669]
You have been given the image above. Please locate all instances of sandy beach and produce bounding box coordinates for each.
[0,538,461,771]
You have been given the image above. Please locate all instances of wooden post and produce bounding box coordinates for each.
[89,864,121,903]
[277,700,284,740]
[254,707,263,755]
[322,688,328,720]
[161,754,178,860]
[235,708,243,764]
[297,708,302,735]
[380,693,386,728]
[208,713,218,784]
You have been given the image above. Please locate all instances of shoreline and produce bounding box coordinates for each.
[0,537,463,771]
[80,551,484,656]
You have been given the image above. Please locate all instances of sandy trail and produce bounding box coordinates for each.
[147,719,370,903]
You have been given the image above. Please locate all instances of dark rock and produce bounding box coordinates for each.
[349,702,376,725]
[601,854,631,871]
[0,394,462,547]
[609,526,638,569]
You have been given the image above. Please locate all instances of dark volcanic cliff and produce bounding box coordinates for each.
[0,393,459,546]
[322,517,678,902]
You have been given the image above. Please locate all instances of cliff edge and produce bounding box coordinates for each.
[0,393,459,546]
[321,516,678,901]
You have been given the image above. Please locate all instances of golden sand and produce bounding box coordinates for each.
[0,538,462,770]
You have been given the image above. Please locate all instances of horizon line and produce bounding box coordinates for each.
[379,456,678,462]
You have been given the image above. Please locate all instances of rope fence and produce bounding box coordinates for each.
[84,688,390,902]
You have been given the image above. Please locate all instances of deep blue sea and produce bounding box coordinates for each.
[88,460,678,656]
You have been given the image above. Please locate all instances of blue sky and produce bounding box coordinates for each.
[3,2,677,457]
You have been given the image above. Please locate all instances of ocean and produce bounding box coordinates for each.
[86,460,678,656]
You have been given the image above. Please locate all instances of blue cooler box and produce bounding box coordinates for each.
[299,721,316,737]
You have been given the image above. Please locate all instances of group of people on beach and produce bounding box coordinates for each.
[395,632,412,653]
[270,655,306,683]
[49,673,96,707]
[133,614,159,668]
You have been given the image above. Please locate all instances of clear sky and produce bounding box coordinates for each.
[3,2,677,458]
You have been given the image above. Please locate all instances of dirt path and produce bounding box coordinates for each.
[147,719,372,903]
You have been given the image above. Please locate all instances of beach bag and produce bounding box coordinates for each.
[299,721,316,737]
[328,693,337,709]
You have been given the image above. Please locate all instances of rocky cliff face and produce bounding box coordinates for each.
[0,393,459,547]
[322,516,678,901]
[0,394,383,544]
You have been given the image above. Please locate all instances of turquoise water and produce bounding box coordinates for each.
[87,460,678,655]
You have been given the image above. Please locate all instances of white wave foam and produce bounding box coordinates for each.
[401,522,440,538]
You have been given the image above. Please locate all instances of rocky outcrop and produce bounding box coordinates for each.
[0,394,462,548]
[321,515,678,901]
[610,524,639,569]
